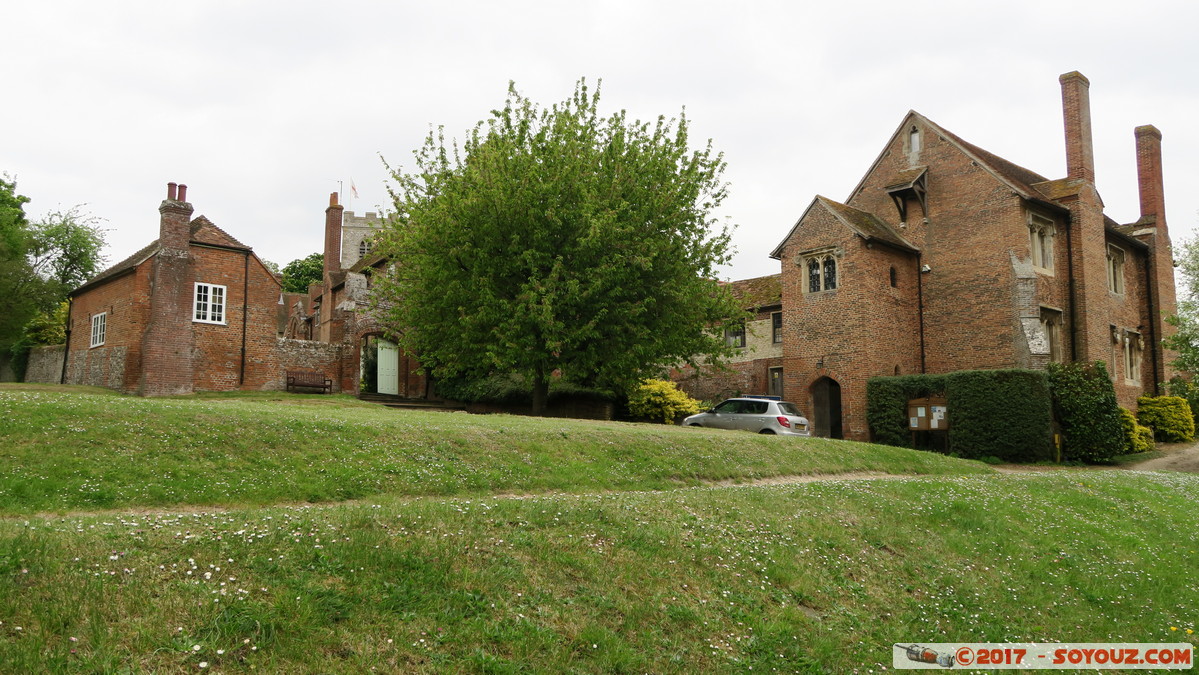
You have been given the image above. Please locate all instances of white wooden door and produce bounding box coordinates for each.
[377,339,399,395]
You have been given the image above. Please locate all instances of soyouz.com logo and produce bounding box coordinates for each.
[893,643,1193,669]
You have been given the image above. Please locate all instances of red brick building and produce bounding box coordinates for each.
[64,183,343,394]
[682,72,1176,441]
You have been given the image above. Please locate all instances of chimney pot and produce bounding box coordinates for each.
[168,182,178,200]
[178,184,188,202]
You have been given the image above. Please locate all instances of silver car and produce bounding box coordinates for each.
[682,397,810,436]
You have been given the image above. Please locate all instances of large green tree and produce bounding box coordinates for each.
[376,80,743,413]
[280,252,323,293]
[1165,234,1199,374]
[0,176,106,353]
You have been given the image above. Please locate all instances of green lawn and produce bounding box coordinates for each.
[0,386,986,515]
[0,386,1195,672]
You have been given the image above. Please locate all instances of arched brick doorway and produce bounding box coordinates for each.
[811,376,843,439]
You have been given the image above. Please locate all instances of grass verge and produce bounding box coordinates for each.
[0,471,1195,672]
[0,386,987,515]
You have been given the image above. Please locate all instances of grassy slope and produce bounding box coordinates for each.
[1,473,1196,672]
[1,387,1196,672]
[0,387,986,515]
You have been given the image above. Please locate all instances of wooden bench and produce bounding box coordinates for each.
[286,370,332,394]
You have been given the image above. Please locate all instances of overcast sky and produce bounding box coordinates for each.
[4,0,1197,282]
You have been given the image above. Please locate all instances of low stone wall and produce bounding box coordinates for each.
[24,345,66,383]
[269,338,347,392]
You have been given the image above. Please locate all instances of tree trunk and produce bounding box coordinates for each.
[531,367,548,416]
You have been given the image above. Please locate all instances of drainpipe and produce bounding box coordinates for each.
[1064,215,1078,361]
[59,297,73,384]
[240,252,249,385]
[916,252,926,373]
[1143,252,1160,393]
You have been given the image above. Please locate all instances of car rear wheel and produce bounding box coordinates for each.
[758,429,775,435]
[688,423,702,427]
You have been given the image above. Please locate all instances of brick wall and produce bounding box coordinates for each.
[66,264,152,392]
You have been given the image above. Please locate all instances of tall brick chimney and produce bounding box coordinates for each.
[324,192,344,278]
[1135,125,1166,227]
[159,182,194,250]
[142,181,196,396]
[1059,71,1095,183]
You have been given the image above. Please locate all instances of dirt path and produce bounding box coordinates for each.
[1119,440,1199,473]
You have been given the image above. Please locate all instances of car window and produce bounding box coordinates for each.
[746,401,768,414]
[777,402,803,416]
[714,401,740,413]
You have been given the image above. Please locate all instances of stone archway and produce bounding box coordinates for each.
[810,376,843,439]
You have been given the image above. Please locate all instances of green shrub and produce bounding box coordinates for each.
[627,379,701,424]
[1047,361,1124,463]
[436,373,615,405]
[865,374,949,447]
[1136,395,1195,442]
[945,369,1053,462]
[1163,376,1199,424]
[1119,407,1155,454]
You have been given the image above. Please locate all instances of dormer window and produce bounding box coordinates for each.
[1029,213,1055,273]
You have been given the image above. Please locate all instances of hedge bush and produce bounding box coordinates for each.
[866,370,1052,461]
[435,373,615,405]
[1047,361,1124,463]
[1119,407,1155,455]
[1136,395,1195,442]
[627,379,701,424]
[865,374,948,448]
[944,369,1053,462]
[1163,377,1199,425]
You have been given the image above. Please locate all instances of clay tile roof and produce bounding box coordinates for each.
[190,216,249,250]
[884,168,927,191]
[725,274,782,310]
[818,197,918,252]
[72,216,252,296]
[931,123,1050,197]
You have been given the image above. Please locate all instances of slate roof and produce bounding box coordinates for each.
[71,217,253,296]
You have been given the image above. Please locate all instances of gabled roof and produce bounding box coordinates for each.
[71,217,254,296]
[725,274,782,310]
[769,196,917,259]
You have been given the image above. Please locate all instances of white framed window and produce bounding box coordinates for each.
[1029,213,1056,272]
[724,321,746,348]
[1123,330,1143,383]
[805,253,838,293]
[90,312,106,348]
[1106,244,1125,294]
[194,283,227,324]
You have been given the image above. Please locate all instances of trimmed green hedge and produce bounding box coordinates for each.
[865,374,948,448]
[1047,361,1124,463]
[866,369,1052,461]
[1119,408,1155,454]
[945,370,1053,462]
[1136,395,1195,442]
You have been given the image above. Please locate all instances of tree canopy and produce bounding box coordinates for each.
[280,253,323,293]
[0,176,106,354]
[375,80,743,412]
[1165,235,1199,374]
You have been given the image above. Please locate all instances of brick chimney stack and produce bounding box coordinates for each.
[1135,125,1166,227]
[324,191,344,279]
[1059,71,1095,183]
[159,181,194,250]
